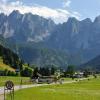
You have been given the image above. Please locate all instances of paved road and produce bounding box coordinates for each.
[0,78,88,100]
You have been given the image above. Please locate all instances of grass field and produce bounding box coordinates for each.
[7,77,100,100]
[0,76,31,86]
[0,58,15,71]
[0,76,72,87]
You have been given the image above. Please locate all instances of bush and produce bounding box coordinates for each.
[3,69,17,76]
[21,67,33,77]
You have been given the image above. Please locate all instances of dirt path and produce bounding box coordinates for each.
[0,95,3,100]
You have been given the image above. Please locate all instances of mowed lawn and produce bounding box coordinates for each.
[7,78,100,100]
[0,76,31,86]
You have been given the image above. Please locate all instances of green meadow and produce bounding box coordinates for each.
[0,76,31,86]
[7,78,100,100]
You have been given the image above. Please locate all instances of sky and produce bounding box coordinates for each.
[0,0,100,24]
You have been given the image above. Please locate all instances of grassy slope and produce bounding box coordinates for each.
[0,76,31,86]
[7,77,100,100]
[0,58,15,71]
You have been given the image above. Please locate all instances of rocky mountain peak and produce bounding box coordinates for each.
[9,10,22,19]
[67,17,78,23]
[81,18,92,24]
[94,15,100,23]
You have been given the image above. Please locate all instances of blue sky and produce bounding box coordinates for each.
[0,0,100,23]
[70,0,100,20]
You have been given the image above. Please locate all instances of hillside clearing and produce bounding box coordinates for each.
[0,58,15,71]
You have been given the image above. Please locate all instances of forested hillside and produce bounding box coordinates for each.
[81,55,100,70]
[0,44,22,71]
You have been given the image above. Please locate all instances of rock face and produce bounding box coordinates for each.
[1,10,100,66]
[45,16,100,64]
[0,10,55,43]
[47,17,92,50]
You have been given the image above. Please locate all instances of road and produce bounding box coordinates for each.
[0,78,88,100]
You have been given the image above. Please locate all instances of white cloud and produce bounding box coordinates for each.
[71,11,81,19]
[62,0,71,8]
[0,0,80,24]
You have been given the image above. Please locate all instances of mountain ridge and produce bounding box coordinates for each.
[81,55,100,70]
[0,10,100,67]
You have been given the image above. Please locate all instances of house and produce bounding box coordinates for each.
[74,72,84,78]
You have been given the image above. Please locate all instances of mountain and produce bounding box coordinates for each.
[0,10,70,68]
[45,17,100,64]
[0,10,55,43]
[1,10,100,67]
[81,55,100,70]
[17,43,69,68]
